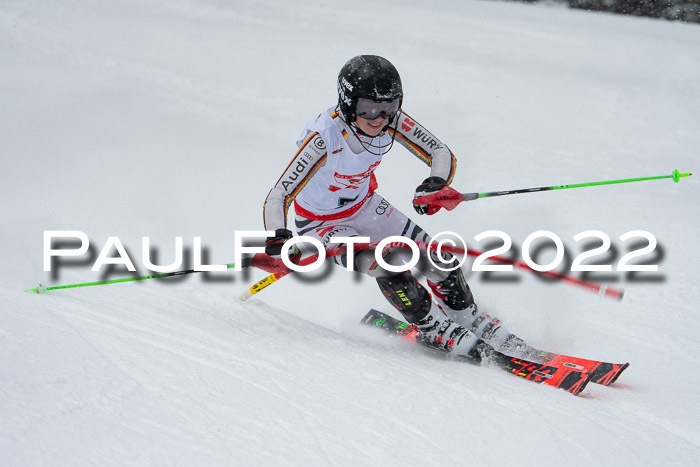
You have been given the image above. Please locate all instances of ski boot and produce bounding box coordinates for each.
[427,269,522,353]
[376,271,480,359]
[469,340,497,365]
[414,301,480,358]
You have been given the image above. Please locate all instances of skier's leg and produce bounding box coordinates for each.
[373,270,483,358]
[351,195,525,353]
[426,268,529,354]
[293,195,499,358]
[326,194,494,357]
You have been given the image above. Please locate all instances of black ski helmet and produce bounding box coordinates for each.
[337,55,403,123]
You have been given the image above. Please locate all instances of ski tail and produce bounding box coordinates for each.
[362,309,420,341]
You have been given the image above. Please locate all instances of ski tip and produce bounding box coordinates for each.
[568,371,594,396]
[607,362,630,386]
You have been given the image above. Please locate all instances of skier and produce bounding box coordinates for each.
[263,55,522,360]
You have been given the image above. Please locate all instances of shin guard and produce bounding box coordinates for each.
[376,271,432,324]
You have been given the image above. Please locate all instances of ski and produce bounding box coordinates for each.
[361,309,594,396]
[361,309,628,387]
[527,348,629,386]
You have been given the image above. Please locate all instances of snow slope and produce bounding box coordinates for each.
[1,0,699,465]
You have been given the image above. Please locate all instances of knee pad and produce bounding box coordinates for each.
[376,271,432,323]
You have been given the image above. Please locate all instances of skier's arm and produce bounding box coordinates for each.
[263,131,328,231]
[389,110,457,184]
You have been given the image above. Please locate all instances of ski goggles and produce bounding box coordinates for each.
[356,97,401,120]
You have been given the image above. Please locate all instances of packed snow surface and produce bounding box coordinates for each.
[1,0,699,465]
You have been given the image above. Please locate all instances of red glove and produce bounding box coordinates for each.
[413,176,447,215]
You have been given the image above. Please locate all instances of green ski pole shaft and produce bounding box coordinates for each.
[414,169,692,211]
[26,258,252,294]
[476,169,692,200]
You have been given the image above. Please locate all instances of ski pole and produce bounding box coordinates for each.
[26,258,254,294]
[414,169,692,212]
[238,242,382,301]
[239,242,624,301]
[459,248,624,301]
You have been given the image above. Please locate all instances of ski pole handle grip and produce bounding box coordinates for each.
[413,186,475,211]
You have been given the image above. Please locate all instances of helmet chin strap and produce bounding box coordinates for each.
[344,112,399,156]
